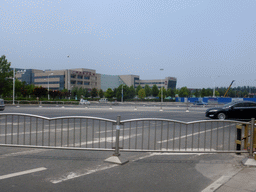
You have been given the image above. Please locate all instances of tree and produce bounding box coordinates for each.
[158,87,167,99]
[61,89,69,99]
[200,88,207,97]
[194,89,200,97]
[0,55,13,97]
[138,89,146,99]
[49,90,61,100]
[167,88,175,97]
[136,85,142,95]
[71,87,78,99]
[15,80,26,97]
[105,88,114,99]
[179,87,189,97]
[99,89,104,98]
[91,88,98,98]
[144,85,151,97]
[128,85,136,99]
[116,84,129,101]
[151,85,159,97]
[33,86,47,99]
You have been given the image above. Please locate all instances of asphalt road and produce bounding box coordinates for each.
[0,104,246,192]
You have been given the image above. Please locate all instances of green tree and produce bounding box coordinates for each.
[136,85,142,95]
[0,55,13,97]
[71,87,78,99]
[179,87,189,97]
[91,88,98,98]
[151,85,159,97]
[194,89,200,97]
[84,88,90,97]
[138,89,146,99]
[33,86,47,99]
[215,90,220,97]
[61,89,69,99]
[158,87,167,99]
[99,89,104,98]
[128,85,136,99]
[116,84,129,101]
[49,90,60,100]
[105,88,114,99]
[15,80,26,97]
[167,88,175,97]
[144,85,151,97]
[200,88,207,97]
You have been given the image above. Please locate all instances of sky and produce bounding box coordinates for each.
[1,0,256,89]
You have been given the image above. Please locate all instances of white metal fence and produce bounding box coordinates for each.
[0,113,254,155]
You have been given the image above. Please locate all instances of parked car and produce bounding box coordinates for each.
[99,98,108,103]
[79,99,90,105]
[0,99,5,111]
[193,101,208,105]
[205,101,256,120]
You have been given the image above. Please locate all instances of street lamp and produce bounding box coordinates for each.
[160,68,164,111]
[121,84,123,103]
[48,73,53,100]
[13,68,15,105]
[211,76,220,97]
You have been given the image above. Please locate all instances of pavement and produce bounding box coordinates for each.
[202,154,256,192]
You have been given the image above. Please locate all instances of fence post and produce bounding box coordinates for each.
[104,115,129,165]
[249,118,255,158]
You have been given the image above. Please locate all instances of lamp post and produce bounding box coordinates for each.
[13,68,15,105]
[211,76,220,97]
[160,68,164,111]
[48,73,53,100]
[121,84,123,103]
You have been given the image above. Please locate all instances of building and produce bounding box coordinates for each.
[15,68,177,92]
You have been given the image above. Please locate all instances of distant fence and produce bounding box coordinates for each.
[176,97,256,104]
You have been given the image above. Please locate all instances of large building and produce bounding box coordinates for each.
[15,68,177,92]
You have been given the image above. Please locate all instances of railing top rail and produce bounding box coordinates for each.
[121,118,251,125]
[0,113,116,123]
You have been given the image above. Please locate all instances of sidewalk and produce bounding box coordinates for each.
[215,166,256,192]
[202,156,256,192]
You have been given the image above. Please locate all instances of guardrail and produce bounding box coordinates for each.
[0,114,254,164]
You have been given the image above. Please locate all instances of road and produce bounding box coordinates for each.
[0,104,246,192]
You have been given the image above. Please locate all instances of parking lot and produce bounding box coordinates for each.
[0,104,246,192]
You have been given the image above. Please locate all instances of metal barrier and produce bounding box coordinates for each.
[1,114,255,163]
[0,113,116,151]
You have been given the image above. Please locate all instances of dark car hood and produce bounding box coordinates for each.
[206,107,223,112]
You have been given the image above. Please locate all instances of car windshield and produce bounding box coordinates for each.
[223,102,239,108]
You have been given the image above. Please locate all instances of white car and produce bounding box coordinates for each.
[79,99,90,105]
[0,99,5,111]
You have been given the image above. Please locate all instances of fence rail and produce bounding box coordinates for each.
[0,113,254,154]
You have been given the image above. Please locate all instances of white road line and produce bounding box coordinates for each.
[50,164,118,184]
[50,152,202,184]
[159,124,234,143]
[0,167,47,180]
[201,168,242,192]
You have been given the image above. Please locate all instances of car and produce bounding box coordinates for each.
[205,101,256,120]
[193,101,208,105]
[111,101,119,105]
[79,99,90,105]
[0,99,5,111]
[99,98,108,103]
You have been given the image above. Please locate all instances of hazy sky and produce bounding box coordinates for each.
[1,0,256,88]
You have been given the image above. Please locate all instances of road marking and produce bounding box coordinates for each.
[201,168,242,192]
[159,124,234,143]
[50,164,118,184]
[0,167,47,180]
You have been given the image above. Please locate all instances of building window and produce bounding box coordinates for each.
[77,75,83,79]
[71,81,76,85]
[71,75,76,78]
[77,81,83,85]
[84,76,90,80]
[84,82,90,85]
